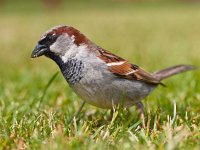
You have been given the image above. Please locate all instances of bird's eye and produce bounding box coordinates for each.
[46,35,55,41]
[39,34,57,45]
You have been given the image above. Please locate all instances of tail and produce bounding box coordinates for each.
[153,64,196,81]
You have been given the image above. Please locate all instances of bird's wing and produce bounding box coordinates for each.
[97,49,161,85]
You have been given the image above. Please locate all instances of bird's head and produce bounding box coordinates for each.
[31,25,89,61]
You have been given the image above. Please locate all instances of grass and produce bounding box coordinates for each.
[0,1,200,149]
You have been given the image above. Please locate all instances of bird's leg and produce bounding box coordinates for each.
[69,101,86,124]
[135,102,144,115]
[135,102,146,128]
[106,109,114,121]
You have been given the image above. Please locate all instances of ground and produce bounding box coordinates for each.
[0,1,199,149]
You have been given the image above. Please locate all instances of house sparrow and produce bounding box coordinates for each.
[31,25,195,113]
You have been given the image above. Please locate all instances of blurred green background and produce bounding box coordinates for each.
[1,0,199,85]
[0,0,199,149]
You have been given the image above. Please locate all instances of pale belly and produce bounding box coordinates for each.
[71,76,156,109]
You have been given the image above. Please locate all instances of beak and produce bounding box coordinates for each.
[31,44,48,58]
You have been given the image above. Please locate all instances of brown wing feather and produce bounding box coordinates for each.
[98,49,161,85]
[108,61,133,75]
[98,48,125,62]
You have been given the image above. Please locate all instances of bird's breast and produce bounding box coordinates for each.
[60,58,84,85]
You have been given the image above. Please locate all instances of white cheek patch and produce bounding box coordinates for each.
[50,41,62,54]
[49,33,89,63]
[50,34,75,55]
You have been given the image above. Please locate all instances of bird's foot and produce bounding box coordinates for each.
[135,102,146,128]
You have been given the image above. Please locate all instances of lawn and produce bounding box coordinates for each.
[0,1,199,149]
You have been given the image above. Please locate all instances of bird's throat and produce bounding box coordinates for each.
[46,52,84,85]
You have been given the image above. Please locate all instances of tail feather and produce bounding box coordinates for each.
[153,65,196,81]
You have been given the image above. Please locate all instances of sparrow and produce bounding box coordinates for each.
[31,25,195,114]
